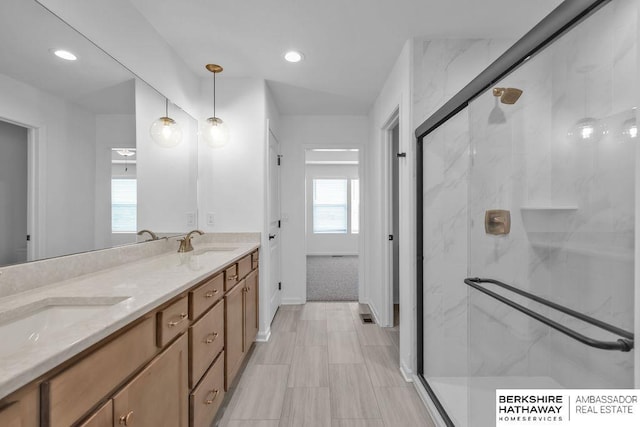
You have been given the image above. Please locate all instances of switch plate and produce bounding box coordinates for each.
[186,212,196,227]
[207,212,215,226]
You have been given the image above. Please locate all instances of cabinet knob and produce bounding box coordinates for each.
[205,389,219,405]
[168,313,188,327]
[205,332,219,344]
[119,410,134,426]
[204,289,219,298]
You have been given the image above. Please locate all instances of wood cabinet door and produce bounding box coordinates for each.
[224,281,244,390]
[77,400,112,427]
[112,334,188,427]
[0,385,38,427]
[244,269,258,349]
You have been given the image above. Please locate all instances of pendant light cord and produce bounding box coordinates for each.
[165,98,169,117]
[213,71,216,118]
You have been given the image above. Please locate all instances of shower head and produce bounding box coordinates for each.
[493,87,523,104]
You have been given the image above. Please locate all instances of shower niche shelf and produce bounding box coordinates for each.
[520,206,578,232]
[520,206,578,211]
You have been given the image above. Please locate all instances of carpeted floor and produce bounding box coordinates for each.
[306,255,358,301]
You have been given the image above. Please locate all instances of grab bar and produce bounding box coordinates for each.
[464,277,634,352]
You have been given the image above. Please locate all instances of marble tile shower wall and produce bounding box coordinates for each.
[467,0,636,389]
[416,38,513,379]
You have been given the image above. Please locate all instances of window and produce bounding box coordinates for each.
[312,178,359,234]
[313,179,347,233]
[112,179,137,232]
[351,179,359,234]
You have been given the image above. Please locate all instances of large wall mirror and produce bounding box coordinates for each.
[0,0,198,267]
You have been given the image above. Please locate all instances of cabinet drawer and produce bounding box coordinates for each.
[190,352,225,427]
[77,400,112,427]
[189,299,224,388]
[251,250,259,270]
[189,273,223,320]
[157,296,189,348]
[237,254,252,280]
[43,317,156,427]
[224,264,238,291]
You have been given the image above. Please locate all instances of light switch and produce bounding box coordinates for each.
[207,212,215,226]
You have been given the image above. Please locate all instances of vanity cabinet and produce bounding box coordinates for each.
[224,251,260,390]
[224,279,245,389]
[2,246,259,427]
[113,334,188,427]
[0,384,38,427]
[42,316,157,427]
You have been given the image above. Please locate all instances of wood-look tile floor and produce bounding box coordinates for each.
[216,302,435,427]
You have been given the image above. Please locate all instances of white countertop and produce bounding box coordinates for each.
[0,242,259,399]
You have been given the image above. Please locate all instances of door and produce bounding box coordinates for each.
[224,281,244,389]
[244,269,258,348]
[0,120,28,267]
[268,127,282,322]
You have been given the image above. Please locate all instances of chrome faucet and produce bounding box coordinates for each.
[137,229,159,241]
[178,230,204,253]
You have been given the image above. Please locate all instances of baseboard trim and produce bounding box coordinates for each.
[400,361,414,383]
[413,375,448,427]
[368,303,382,326]
[281,297,305,305]
[256,327,271,342]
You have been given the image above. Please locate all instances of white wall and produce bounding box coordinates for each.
[0,121,28,266]
[94,113,136,249]
[198,77,266,234]
[366,40,413,379]
[280,115,368,304]
[38,0,201,117]
[136,80,198,233]
[305,164,359,255]
[0,73,97,260]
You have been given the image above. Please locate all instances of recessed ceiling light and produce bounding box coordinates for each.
[53,49,77,61]
[284,50,304,63]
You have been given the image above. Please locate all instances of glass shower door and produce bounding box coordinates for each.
[466,0,637,425]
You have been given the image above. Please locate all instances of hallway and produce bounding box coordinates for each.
[217,302,434,426]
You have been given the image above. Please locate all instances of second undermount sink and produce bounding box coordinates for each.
[0,296,130,354]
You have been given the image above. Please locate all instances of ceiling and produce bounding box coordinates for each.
[0,0,135,114]
[129,0,562,115]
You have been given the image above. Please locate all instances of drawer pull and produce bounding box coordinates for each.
[168,313,188,327]
[119,410,134,426]
[205,332,219,344]
[204,289,219,298]
[205,390,219,405]
[227,274,238,281]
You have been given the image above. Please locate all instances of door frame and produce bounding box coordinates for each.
[0,114,46,262]
[381,108,399,328]
[303,143,364,303]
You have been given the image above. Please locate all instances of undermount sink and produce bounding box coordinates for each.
[192,247,237,256]
[0,296,129,353]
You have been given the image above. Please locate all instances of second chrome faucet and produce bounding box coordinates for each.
[177,230,204,252]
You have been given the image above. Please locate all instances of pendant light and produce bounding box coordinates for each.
[202,64,230,148]
[150,98,183,147]
[568,67,604,142]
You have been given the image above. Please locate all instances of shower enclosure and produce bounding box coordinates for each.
[417,0,637,425]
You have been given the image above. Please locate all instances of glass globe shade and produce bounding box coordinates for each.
[567,117,604,142]
[202,117,230,148]
[150,117,182,147]
[622,117,638,139]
